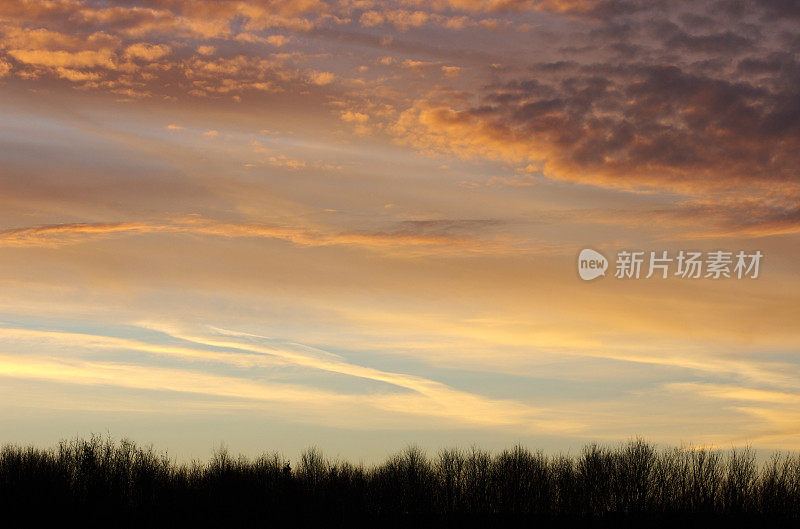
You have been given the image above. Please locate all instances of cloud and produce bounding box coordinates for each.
[53,66,100,81]
[0,352,355,410]
[0,26,120,52]
[671,383,800,405]
[664,382,800,445]
[266,154,306,169]
[1,0,796,240]
[7,48,116,68]
[441,65,461,77]
[666,196,800,239]
[664,30,753,54]
[308,70,334,85]
[0,222,159,247]
[340,110,369,123]
[124,42,171,61]
[0,218,511,254]
[196,44,215,56]
[0,26,120,74]
[393,60,800,190]
[0,325,578,432]
[360,10,430,31]
[0,3,338,98]
[266,35,290,46]
[339,0,800,220]
[402,0,536,13]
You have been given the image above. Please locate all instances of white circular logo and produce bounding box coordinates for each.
[578,249,608,280]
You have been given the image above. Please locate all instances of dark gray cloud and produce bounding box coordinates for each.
[445,0,800,189]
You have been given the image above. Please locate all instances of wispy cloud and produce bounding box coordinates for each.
[663,382,800,446]
[0,218,547,255]
[0,324,580,432]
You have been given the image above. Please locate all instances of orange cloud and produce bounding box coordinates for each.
[124,42,170,61]
[6,48,115,68]
[308,70,334,85]
[0,219,482,254]
[399,0,535,13]
[340,110,369,123]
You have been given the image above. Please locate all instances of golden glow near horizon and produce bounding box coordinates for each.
[0,0,799,459]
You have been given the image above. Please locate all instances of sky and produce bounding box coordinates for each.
[0,0,799,462]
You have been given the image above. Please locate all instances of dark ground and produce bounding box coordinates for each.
[2,436,798,527]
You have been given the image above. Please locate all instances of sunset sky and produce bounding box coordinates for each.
[1,0,799,461]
